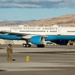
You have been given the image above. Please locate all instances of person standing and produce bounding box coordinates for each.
[7,44,13,61]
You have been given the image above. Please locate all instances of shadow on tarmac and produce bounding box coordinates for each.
[0,70,6,72]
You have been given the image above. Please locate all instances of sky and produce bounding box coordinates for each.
[0,0,75,21]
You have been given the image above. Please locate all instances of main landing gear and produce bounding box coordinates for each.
[22,39,31,47]
[23,43,31,47]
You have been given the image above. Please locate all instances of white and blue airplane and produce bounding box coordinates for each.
[0,25,75,47]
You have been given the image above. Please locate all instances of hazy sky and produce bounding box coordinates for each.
[0,0,75,21]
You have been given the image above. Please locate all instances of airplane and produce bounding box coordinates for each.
[0,25,75,47]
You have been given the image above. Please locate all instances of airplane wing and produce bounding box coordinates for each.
[0,31,47,37]
[0,31,26,36]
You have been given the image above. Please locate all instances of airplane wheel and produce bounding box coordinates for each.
[37,45,45,48]
[23,44,31,47]
[26,44,31,47]
[23,44,26,47]
[23,44,27,47]
[28,44,31,47]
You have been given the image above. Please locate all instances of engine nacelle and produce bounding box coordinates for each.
[30,36,46,45]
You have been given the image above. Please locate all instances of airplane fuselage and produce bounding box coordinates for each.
[0,25,75,36]
[0,25,75,47]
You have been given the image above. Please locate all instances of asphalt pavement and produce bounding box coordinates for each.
[0,45,75,75]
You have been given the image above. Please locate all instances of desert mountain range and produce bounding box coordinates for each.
[27,14,75,26]
[0,14,75,26]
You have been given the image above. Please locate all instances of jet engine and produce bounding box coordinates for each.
[30,35,46,47]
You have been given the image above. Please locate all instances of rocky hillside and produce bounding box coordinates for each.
[27,14,75,26]
[0,14,75,26]
[0,20,36,26]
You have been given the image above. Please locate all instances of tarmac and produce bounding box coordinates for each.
[0,62,75,71]
[0,45,75,72]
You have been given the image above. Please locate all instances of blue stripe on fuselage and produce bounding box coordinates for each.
[45,35,75,41]
[0,34,75,41]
